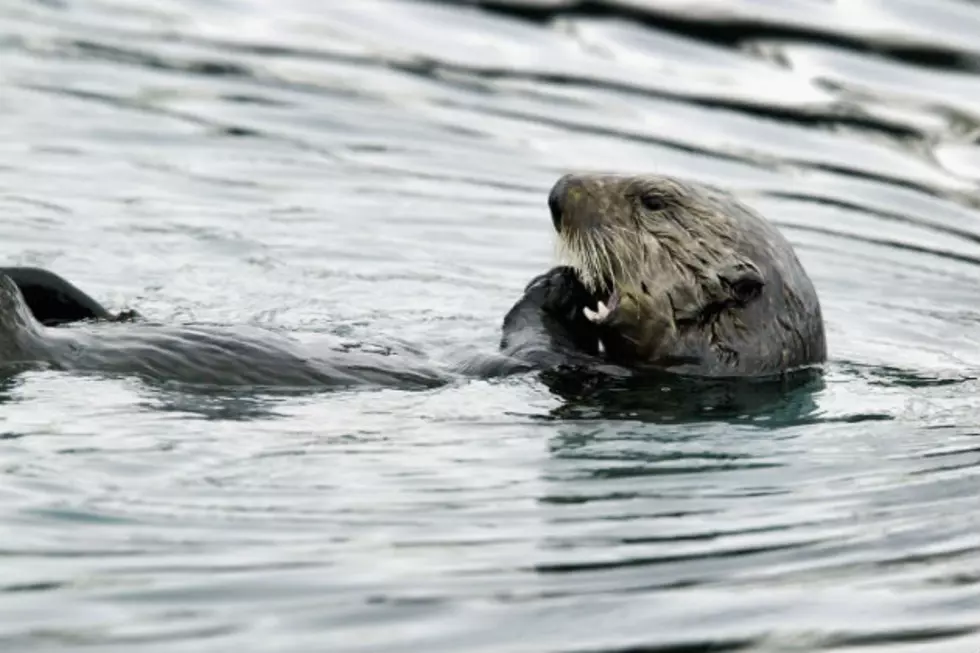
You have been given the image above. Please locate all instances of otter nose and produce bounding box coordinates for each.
[548,174,573,232]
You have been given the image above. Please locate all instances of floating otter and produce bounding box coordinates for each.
[0,174,825,389]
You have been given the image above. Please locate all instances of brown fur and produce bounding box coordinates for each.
[549,173,826,377]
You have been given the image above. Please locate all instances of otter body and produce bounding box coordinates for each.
[0,267,593,389]
[0,174,824,389]
[0,274,450,389]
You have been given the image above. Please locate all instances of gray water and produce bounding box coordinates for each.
[2,0,980,651]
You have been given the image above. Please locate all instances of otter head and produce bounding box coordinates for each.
[549,173,826,376]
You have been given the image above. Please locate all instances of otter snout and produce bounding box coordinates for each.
[548,174,573,233]
[549,173,607,234]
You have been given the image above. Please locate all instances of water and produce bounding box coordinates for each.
[2,0,980,650]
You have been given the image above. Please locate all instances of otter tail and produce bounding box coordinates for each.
[0,274,44,365]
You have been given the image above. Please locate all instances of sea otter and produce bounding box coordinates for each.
[0,174,825,388]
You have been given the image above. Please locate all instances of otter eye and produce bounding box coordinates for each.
[641,193,667,212]
[731,278,763,303]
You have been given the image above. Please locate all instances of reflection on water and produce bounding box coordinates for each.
[2,0,980,650]
[542,366,830,425]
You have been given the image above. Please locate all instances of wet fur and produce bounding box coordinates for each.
[551,173,827,377]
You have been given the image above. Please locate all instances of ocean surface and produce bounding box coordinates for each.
[2,0,980,651]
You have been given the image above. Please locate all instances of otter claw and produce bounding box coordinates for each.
[584,301,611,323]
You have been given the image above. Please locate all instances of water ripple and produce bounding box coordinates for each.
[2,0,980,651]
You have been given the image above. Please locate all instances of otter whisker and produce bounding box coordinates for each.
[558,221,661,296]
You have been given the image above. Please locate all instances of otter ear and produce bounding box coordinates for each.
[718,260,764,304]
